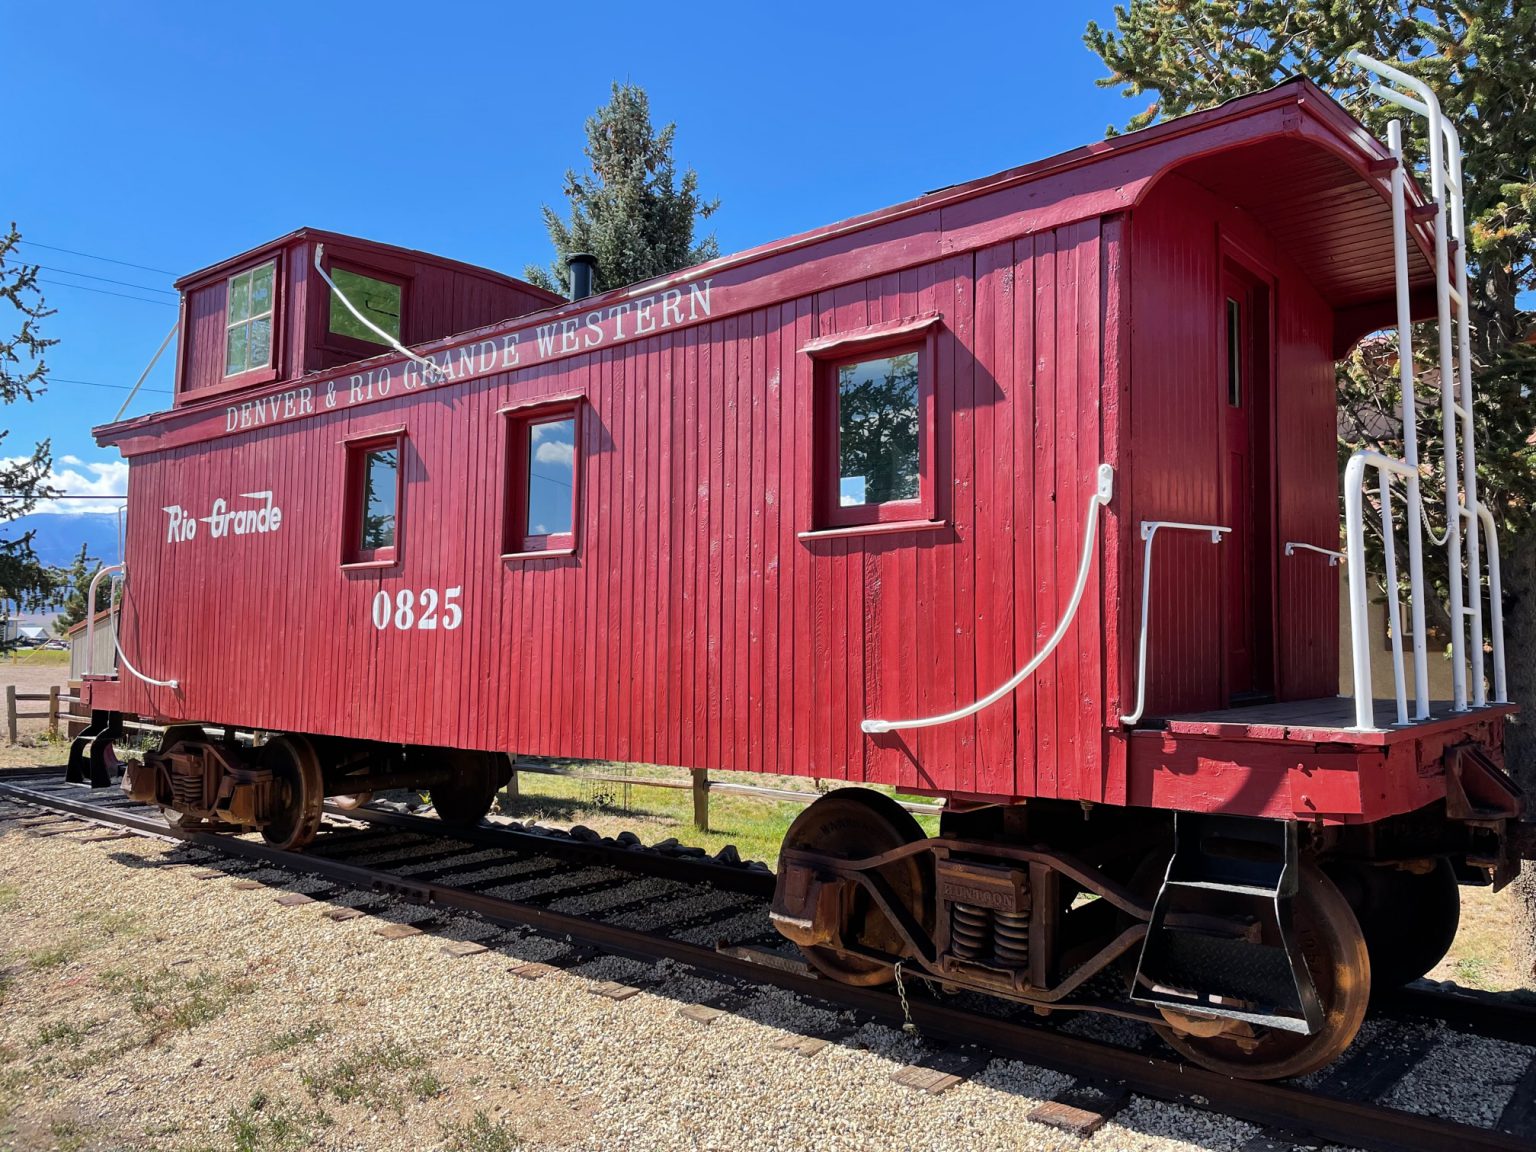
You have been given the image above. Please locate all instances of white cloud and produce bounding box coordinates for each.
[534,440,575,469]
[3,456,130,515]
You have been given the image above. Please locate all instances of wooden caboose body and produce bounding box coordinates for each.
[79,74,1529,1079]
[91,80,1502,824]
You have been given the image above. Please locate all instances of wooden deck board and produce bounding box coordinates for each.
[1150,697,1513,746]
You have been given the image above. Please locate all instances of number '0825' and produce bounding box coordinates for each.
[370,587,463,631]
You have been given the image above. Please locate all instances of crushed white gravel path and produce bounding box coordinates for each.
[0,808,1335,1151]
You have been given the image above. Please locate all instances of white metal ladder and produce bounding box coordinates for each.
[1343,53,1508,729]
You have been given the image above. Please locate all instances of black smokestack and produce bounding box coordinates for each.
[567,252,597,301]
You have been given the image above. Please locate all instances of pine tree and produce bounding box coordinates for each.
[1084,0,1536,970]
[0,223,60,632]
[526,83,719,297]
[51,543,111,636]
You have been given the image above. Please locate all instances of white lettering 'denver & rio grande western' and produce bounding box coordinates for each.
[220,279,714,439]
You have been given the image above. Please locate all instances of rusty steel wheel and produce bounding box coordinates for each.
[260,735,324,852]
[430,750,499,827]
[1154,861,1371,1080]
[778,788,930,986]
[1324,857,1460,990]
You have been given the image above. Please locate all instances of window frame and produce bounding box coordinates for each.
[806,318,940,531]
[321,255,411,361]
[220,257,282,385]
[341,428,406,569]
[501,397,584,559]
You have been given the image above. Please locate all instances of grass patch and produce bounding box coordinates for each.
[48,1118,86,1151]
[2,647,69,666]
[34,1021,88,1049]
[28,936,87,971]
[495,761,938,866]
[301,1040,439,1112]
[219,1091,330,1152]
[0,884,18,911]
[441,1111,522,1152]
[75,906,143,939]
[102,967,254,1038]
[264,1021,328,1055]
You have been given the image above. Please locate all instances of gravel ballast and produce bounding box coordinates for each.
[0,806,1369,1151]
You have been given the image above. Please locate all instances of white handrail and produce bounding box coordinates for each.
[83,563,122,678]
[1344,451,1419,729]
[861,464,1114,734]
[84,563,180,689]
[1120,520,1229,726]
[1475,502,1508,703]
[1350,51,1475,712]
[1284,541,1345,566]
[313,245,445,383]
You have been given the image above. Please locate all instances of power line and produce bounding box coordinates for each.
[38,278,176,306]
[16,239,175,277]
[49,376,173,395]
[34,264,176,297]
[0,493,126,500]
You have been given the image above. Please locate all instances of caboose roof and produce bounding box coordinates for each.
[98,77,1434,452]
[171,225,558,300]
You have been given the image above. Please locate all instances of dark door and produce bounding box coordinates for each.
[1219,264,1274,704]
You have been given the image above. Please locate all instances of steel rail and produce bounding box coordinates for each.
[2,776,1531,1152]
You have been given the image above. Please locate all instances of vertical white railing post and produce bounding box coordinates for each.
[1343,462,1377,731]
[1378,474,1409,725]
[1387,120,1431,720]
[1476,502,1508,704]
[1445,125,1486,706]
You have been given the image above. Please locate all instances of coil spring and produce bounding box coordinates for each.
[170,772,203,808]
[994,908,1030,967]
[950,903,991,960]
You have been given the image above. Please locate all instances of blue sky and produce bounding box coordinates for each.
[5,1,1134,510]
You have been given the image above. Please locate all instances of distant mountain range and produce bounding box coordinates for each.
[4,512,124,569]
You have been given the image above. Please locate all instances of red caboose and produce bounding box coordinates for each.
[76,71,1530,1079]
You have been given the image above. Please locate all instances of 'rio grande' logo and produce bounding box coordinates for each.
[163,491,283,544]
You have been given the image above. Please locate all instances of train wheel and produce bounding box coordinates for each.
[778,788,929,986]
[260,735,324,851]
[1155,862,1370,1080]
[1325,857,1460,990]
[430,750,499,827]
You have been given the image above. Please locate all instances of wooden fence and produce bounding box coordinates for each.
[4,685,77,743]
[504,760,942,833]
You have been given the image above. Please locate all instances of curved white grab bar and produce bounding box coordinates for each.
[861,464,1114,735]
[84,563,180,690]
[1120,520,1230,726]
[1284,541,1345,566]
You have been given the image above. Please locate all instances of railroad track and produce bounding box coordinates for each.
[2,769,1533,1152]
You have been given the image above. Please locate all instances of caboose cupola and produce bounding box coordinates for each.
[169,227,562,408]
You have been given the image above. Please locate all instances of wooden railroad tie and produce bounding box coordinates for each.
[889,1050,982,1096]
[375,923,425,940]
[273,892,314,907]
[440,940,489,958]
[1027,1081,1129,1137]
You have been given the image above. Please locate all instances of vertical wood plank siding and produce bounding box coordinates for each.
[1127,175,1339,717]
[111,218,1113,803]
[106,85,1398,809]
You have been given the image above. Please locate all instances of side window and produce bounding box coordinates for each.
[343,434,403,565]
[225,261,276,377]
[329,266,404,346]
[814,343,934,528]
[504,405,581,555]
